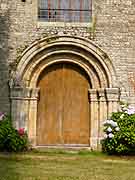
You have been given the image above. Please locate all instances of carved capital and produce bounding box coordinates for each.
[98,88,106,102]
[10,87,40,100]
[88,89,98,102]
[88,88,120,102]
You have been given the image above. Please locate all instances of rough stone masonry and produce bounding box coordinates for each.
[0,0,135,112]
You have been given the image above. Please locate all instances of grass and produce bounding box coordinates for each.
[0,150,135,180]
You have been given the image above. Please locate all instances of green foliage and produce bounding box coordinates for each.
[102,112,135,155]
[0,116,28,152]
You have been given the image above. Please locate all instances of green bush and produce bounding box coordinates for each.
[102,111,135,155]
[0,114,28,152]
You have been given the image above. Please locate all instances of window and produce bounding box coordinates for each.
[38,0,92,23]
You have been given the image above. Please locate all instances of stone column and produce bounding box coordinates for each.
[98,89,108,148]
[10,87,39,146]
[28,88,39,146]
[99,88,120,149]
[88,88,120,150]
[10,87,31,129]
[88,89,99,150]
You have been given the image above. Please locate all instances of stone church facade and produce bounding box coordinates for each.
[0,0,135,149]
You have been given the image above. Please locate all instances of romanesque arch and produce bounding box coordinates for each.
[10,35,120,149]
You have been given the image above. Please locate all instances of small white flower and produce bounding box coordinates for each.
[108,133,114,138]
[120,114,124,119]
[115,127,120,131]
[106,120,111,124]
[127,107,135,115]
[127,109,133,115]
[107,127,112,132]
[104,134,108,139]
[107,120,117,127]
[112,121,118,127]
[109,120,114,125]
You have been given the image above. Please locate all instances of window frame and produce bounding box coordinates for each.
[38,0,93,27]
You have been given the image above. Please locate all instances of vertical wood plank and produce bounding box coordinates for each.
[63,63,90,145]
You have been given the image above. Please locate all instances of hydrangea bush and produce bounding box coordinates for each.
[102,104,135,155]
[0,112,29,152]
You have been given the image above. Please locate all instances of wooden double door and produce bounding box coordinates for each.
[37,63,90,146]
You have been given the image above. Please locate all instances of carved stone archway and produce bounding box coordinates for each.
[10,35,120,149]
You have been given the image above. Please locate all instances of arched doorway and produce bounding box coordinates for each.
[37,62,90,146]
[10,35,120,149]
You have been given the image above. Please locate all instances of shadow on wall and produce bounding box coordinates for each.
[0,7,10,113]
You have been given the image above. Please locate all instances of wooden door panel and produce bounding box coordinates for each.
[37,63,90,146]
[37,64,63,145]
[63,64,89,145]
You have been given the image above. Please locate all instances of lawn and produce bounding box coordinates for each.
[0,150,135,180]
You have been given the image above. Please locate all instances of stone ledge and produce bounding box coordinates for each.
[10,87,40,99]
[37,22,91,28]
[88,88,120,102]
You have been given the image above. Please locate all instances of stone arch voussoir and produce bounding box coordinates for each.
[15,35,117,89]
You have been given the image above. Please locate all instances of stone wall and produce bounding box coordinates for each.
[94,0,135,104]
[0,0,135,113]
[0,0,10,113]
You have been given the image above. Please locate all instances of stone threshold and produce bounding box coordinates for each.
[34,145,91,151]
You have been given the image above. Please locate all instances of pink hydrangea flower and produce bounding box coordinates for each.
[18,128,25,136]
[0,112,5,121]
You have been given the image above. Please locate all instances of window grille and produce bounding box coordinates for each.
[38,0,92,23]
